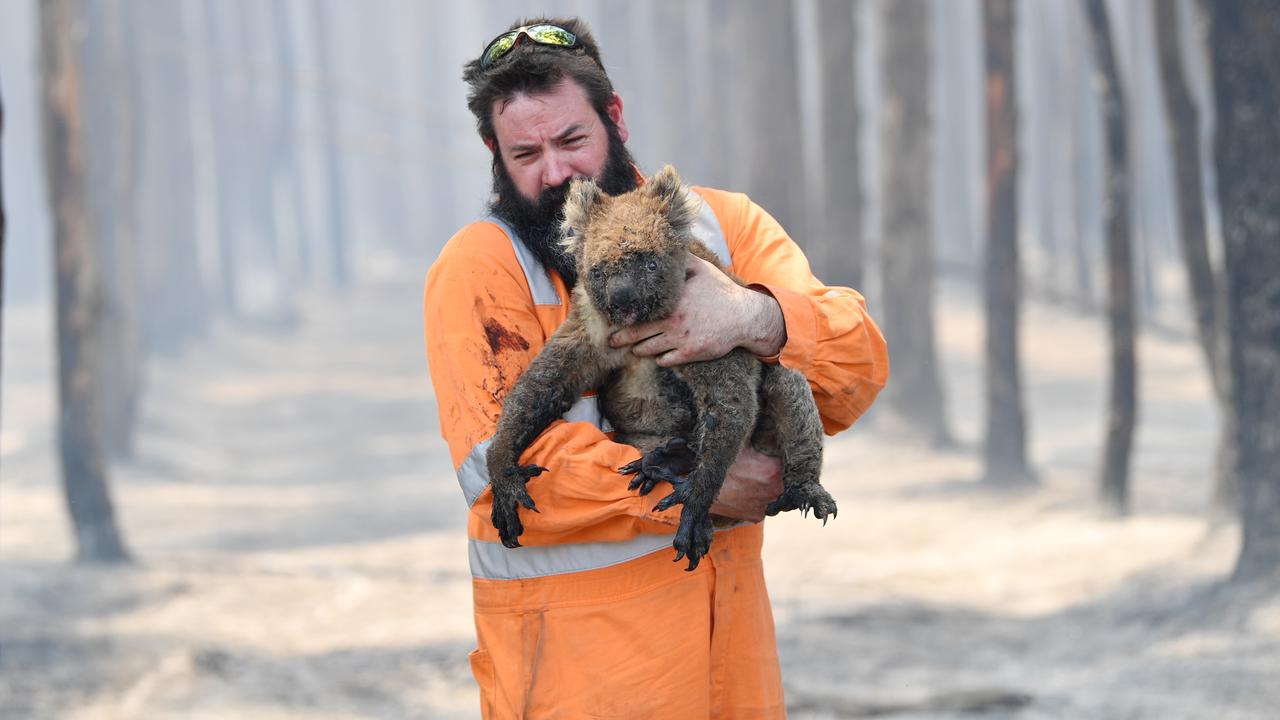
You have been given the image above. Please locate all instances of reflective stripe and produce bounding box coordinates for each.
[485,215,562,306]
[692,200,732,267]
[469,534,674,580]
[456,396,611,507]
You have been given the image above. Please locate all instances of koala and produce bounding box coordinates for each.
[484,165,835,570]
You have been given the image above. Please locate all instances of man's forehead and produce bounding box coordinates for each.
[493,84,598,142]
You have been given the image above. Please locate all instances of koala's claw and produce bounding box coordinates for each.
[765,483,838,522]
[619,438,696,496]
[489,464,546,549]
[652,480,690,513]
[672,510,715,571]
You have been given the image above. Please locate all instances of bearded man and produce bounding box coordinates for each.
[424,17,888,719]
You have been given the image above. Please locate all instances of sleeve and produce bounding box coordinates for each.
[424,224,680,546]
[700,189,890,435]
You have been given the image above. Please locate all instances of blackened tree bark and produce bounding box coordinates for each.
[727,2,808,244]
[1,73,6,437]
[982,0,1032,485]
[82,0,144,458]
[204,0,241,314]
[1083,0,1137,515]
[816,0,863,289]
[880,0,951,445]
[1153,0,1237,509]
[1209,0,1280,583]
[313,0,350,290]
[40,0,130,563]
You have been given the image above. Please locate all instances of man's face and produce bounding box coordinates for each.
[490,79,629,204]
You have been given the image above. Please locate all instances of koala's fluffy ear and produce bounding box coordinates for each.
[561,177,605,256]
[645,165,700,237]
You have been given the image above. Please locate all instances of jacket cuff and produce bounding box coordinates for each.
[749,282,817,372]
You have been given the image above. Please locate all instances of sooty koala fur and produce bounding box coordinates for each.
[484,165,835,569]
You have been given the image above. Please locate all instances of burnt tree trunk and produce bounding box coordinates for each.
[982,0,1032,485]
[1083,0,1137,515]
[40,0,130,563]
[816,0,863,289]
[204,0,241,314]
[880,0,951,445]
[1209,0,1280,583]
[0,72,6,439]
[727,2,807,244]
[82,0,144,458]
[1152,0,1237,510]
[313,0,350,290]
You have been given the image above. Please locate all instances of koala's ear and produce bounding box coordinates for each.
[646,164,700,237]
[560,177,604,256]
[562,177,604,236]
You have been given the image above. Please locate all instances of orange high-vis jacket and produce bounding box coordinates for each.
[424,186,888,719]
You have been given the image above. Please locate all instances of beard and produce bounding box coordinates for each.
[488,116,638,290]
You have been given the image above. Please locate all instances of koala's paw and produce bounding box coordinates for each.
[619,437,696,496]
[489,464,546,548]
[765,483,838,524]
[672,508,715,571]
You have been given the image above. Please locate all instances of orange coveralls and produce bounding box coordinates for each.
[424,186,889,719]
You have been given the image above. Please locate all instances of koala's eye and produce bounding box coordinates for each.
[646,259,658,273]
[590,266,605,280]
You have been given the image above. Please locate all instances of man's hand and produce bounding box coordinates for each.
[609,253,786,366]
[708,444,784,523]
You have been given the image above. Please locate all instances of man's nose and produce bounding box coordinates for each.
[542,151,574,189]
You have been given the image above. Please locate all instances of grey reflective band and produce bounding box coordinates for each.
[692,199,732,267]
[469,533,674,580]
[486,215,563,306]
[456,396,610,508]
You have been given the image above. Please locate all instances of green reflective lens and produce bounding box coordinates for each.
[528,25,575,46]
[483,34,516,65]
[480,24,579,68]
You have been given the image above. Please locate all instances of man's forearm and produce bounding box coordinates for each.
[739,286,787,358]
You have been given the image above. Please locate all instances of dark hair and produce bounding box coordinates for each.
[462,17,615,146]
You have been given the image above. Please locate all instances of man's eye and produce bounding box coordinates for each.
[566,136,585,145]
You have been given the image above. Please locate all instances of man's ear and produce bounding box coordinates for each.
[483,136,497,154]
[605,93,629,144]
[646,165,700,237]
[560,177,605,257]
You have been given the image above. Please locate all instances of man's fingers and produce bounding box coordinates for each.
[609,325,662,348]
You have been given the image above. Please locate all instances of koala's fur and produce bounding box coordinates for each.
[485,165,834,569]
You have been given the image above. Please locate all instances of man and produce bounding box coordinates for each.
[425,17,888,719]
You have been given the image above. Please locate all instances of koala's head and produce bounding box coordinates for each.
[561,165,701,326]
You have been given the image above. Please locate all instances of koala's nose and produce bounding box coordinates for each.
[608,286,636,309]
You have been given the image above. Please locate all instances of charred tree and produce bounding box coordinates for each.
[1083,0,1137,515]
[82,0,144,458]
[726,2,808,244]
[880,0,951,445]
[203,0,241,315]
[313,0,350,290]
[1153,0,1236,509]
[1209,0,1280,583]
[816,0,863,289]
[40,0,130,563]
[1,73,6,435]
[982,0,1032,485]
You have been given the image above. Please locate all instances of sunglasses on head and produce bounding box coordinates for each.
[480,23,579,69]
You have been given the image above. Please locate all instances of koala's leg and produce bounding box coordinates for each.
[757,365,836,522]
[657,354,759,570]
[485,322,611,548]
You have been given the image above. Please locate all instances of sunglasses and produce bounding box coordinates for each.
[480,24,579,69]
